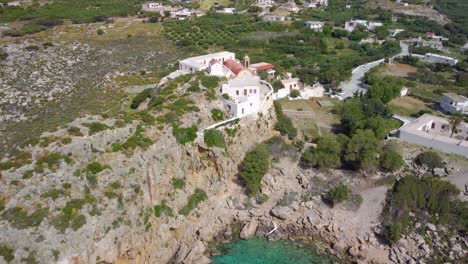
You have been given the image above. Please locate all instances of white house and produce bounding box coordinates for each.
[345,20,382,32]
[368,22,383,30]
[424,53,458,66]
[249,62,275,78]
[305,21,324,31]
[222,75,261,118]
[398,114,468,157]
[303,0,328,8]
[216,7,236,14]
[257,0,275,6]
[263,15,289,22]
[146,2,160,8]
[440,93,468,115]
[301,82,325,99]
[179,51,236,73]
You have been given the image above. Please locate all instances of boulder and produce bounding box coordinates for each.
[426,223,437,232]
[240,219,258,240]
[271,206,290,220]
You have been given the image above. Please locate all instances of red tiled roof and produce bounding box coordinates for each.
[223,59,245,75]
[255,63,274,70]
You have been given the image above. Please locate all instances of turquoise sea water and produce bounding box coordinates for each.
[211,237,333,264]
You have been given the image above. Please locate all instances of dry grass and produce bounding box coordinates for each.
[389,96,432,116]
[199,0,232,10]
[279,98,340,137]
[379,62,418,77]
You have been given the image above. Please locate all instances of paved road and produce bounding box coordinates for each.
[338,41,409,100]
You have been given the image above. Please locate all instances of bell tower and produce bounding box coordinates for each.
[243,54,250,68]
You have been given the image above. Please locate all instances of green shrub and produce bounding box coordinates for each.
[384,223,402,244]
[0,244,14,263]
[84,122,110,135]
[41,188,63,201]
[96,28,104,35]
[225,127,238,137]
[172,125,198,145]
[211,108,225,121]
[382,175,462,244]
[148,96,165,109]
[415,151,444,170]
[1,206,49,229]
[2,23,46,37]
[0,49,7,61]
[0,195,5,212]
[179,188,207,216]
[204,129,225,148]
[301,135,343,170]
[61,137,72,144]
[290,89,300,98]
[380,150,404,172]
[239,144,271,196]
[171,178,185,190]
[70,214,86,231]
[67,126,83,136]
[273,102,297,139]
[122,126,153,150]
[85,162,106,174]
[36,152,63,170]
[131,88,152,109]
[51,198,87,233]
[200,75,220,89]
[110,143,123,152]
[25,45,40,51]
[326,184,351,206]
[154,200,174,217]
[131,111,156,125]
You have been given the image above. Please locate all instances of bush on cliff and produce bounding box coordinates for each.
[239,144,271,196]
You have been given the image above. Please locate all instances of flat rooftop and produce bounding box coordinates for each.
[400,114,468,146]
[442,93,468,102]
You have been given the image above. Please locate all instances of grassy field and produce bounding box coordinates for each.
[30,18,163,44]
[377,62,418,78]
[199,0,232,10]
[279,98,340,138]
[0,0,141,23]
[388,96,432,116]
[0,21,185,154]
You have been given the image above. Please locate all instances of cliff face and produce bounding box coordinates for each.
[0,97,277,264]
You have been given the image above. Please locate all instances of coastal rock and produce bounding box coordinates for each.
[271,206,290,220]
[240,219,258,240]
[183,241,206,264]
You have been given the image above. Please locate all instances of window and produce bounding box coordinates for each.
[250,103,252,106]
[242,108,244,114]
[254,89,257,94]
[431,122,435,129]
[244,89,247,96]
[236,90,239,95]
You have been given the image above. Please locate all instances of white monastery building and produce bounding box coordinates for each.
[179,51,235,74]
[305,21,324,31]
[222,76,262,118]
